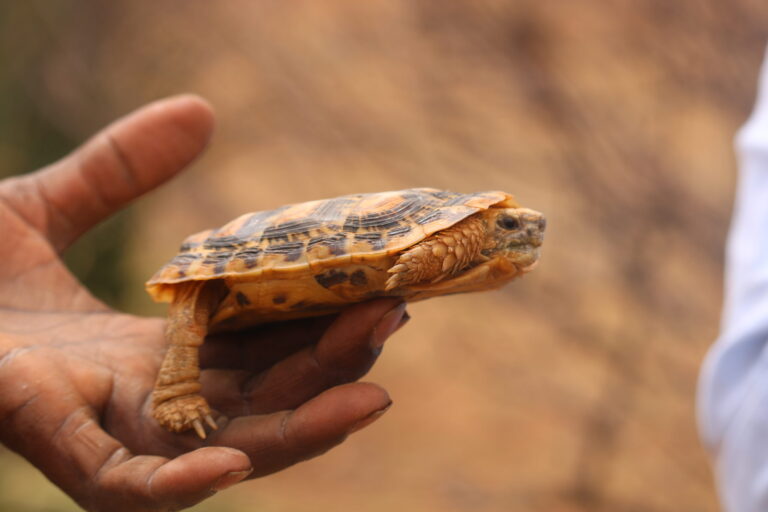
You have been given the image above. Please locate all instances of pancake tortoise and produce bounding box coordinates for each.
[146,188,546,438]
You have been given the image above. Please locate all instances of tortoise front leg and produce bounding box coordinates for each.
[385,215,486,290]
[152,281,220,438]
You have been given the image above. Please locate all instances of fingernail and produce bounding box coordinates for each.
[348,401,392,434]
[213,468,253,492]
[371,303,408,349]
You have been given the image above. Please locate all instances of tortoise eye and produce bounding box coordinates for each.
[497,215,521,231]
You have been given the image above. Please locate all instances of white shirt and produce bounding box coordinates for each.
[698,46,768,511]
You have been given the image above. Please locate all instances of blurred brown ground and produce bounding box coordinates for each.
[2,1,768,511]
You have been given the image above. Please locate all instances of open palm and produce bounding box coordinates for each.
[0,96,405,512]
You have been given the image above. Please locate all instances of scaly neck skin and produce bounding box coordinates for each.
[401,251,524,303]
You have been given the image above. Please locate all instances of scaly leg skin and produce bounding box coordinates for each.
[386,215,486,290]
[152,281,220,439]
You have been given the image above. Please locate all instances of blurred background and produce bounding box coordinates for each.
[2,1,768,511]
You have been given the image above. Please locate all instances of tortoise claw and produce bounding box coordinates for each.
[193,419,206,439]
[153,394,215,438]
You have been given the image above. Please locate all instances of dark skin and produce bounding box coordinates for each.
[0,95,407,512]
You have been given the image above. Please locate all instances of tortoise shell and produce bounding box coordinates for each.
[147,188,518,302]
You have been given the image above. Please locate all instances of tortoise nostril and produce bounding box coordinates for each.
[538,217,547,232]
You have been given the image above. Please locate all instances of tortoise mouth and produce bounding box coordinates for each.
[506,238,543,250]
[518,258,540,272]
[504,244,541,270]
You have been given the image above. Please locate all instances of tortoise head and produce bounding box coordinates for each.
[483,207,546,270]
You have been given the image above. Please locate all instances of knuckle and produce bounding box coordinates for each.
[0,347,41,428]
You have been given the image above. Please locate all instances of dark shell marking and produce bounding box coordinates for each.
[147,188,517,290]
[235,292,251,306]
[314,270,349,289]
[350,269,368,286]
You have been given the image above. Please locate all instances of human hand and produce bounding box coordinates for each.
[0,96,408,511]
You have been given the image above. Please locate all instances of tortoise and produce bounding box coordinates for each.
[146,188,546,438]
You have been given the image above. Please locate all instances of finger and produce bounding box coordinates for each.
[210,382,391,478]
[0,95,214,252]
[90,446,252,511]
[201,299,408,416]
[199,314,337,372]
[59,420,252,511]
[199,297,403,372]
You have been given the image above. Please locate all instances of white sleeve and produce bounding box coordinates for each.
[698,45,768,512]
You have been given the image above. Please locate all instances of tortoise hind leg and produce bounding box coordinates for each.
[152,280,222,438]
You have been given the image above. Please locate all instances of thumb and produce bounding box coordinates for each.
[0,94,214,252]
